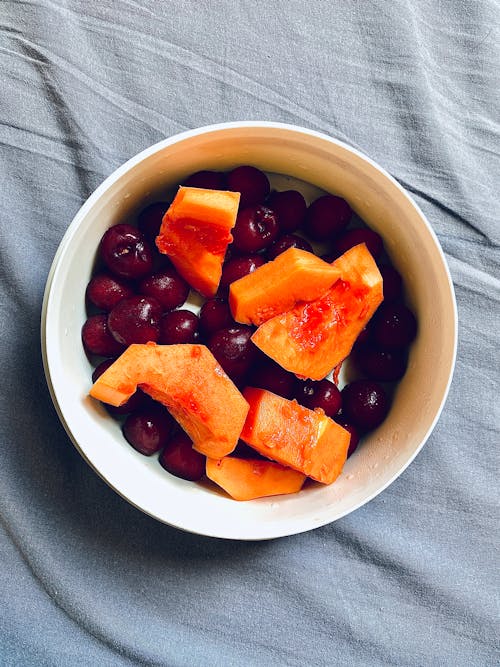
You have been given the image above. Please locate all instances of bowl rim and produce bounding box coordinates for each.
[41,121,458,540]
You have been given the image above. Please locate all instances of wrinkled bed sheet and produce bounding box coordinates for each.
[0,2,498,665]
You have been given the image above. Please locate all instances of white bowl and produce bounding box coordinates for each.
[41,122,457,540]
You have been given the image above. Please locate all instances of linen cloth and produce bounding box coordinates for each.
[1,1,499,665]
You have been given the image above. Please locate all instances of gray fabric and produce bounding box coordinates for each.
[1,1,499,665]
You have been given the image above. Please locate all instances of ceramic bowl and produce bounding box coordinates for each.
[41,122,457,540]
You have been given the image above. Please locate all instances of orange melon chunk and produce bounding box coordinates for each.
[240,387,350,484]
[156,186,240,297]
[229,247,340,326]
[251,243,383,380]
[89,343,249,459]
[206,457,306,501]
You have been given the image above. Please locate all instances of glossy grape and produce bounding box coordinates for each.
[231,205,279,253]
[266,234,313,261]
[123,405,174,455]
[199,299,235,338]
[341,380,389,431]
[333,227,384,259]
[208,325,257,384]
[267,189,307,233]
[99,224,153,279]
[159,431,206,481]
[295,379,342,417]
[355,345,408,381]
[379,264,403,302]
[335,417,361,457]
[226,165,270,208]
[159,309,199,344]
[183,170,225,190]
[220,254,266,291]
[372,303,417,348]
[86,272,135,312]
[107,296,162,346]
[139,267,190,312]
[82,314,125,357]
[303,195,352,241]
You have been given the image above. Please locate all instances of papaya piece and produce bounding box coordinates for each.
[206,457,306,501]
[240,387,350,484]
[251,243,383,380]
[156,186,240,297]
[229,247,340,326]
[89,343,249,459]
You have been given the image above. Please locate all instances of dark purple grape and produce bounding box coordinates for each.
[159,309,199,344]
[341,380,389,431]
[355,345,408,381]
[183,170,225,190]
[267,189,307,233]
[137,202,169,244]
[372,303,417,349]
[99,224,153,279]
[266,234,313,261]
[379,264,403,302]
[333,227,384,259]
[226,166,270,208]
[231,206,279,253]
[82,314,125,357]
[139,267,190,312]
[199,299,235,338]
[220,254,266,291]
[208,325,257,384]
[303,195,352,241]
[123,404,174,455]
[107,296,162,346]
[86,273,135,312]
[295,379,342,417]
[159,431,206,481]
[249,359,297,399]
[320,253,336,264]
[335,417,361,457]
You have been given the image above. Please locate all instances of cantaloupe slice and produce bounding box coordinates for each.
[229,247,340,326]
[156,186,240,297]
[240,387,350,484]
[89,343,249,459]
[206,457,306,500]
[251,243,383,380]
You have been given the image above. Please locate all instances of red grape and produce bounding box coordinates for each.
[99,224,153,279]
[139,267,190,312]
[372,303,417,349]
[82,314,125,357]
[123,404,174,455]
[379,265,403,302]
[295,379,342,417]
[86,272,135,312]
[226,165,270,208]
[220,254,266,291]
[249,358,297,399]
[107,296,162,346]
[231,205,279,253]
[355,345,408,381]
[137,202,169,244]
[267,189,307,233]
[183,170,225,190]
[159,309,199,344]
[333,227,384,259]
[341,380,389,431]
[208,325,257,384]
[199,299,235,338]
[159,431,206,481]
[266,234,313,261]
[303,195,352,241]
[335,417,361,457]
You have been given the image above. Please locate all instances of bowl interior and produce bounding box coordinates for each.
[43,123,456,540]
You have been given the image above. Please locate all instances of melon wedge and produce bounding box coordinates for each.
[89,343,249,459]
[206,457,306,500]
[229,247,340,326]
[156,186,240,297]
[240,387,350,484]
[251,243,383,380]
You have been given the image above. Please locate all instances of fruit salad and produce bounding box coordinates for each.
[83,165,417,501]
